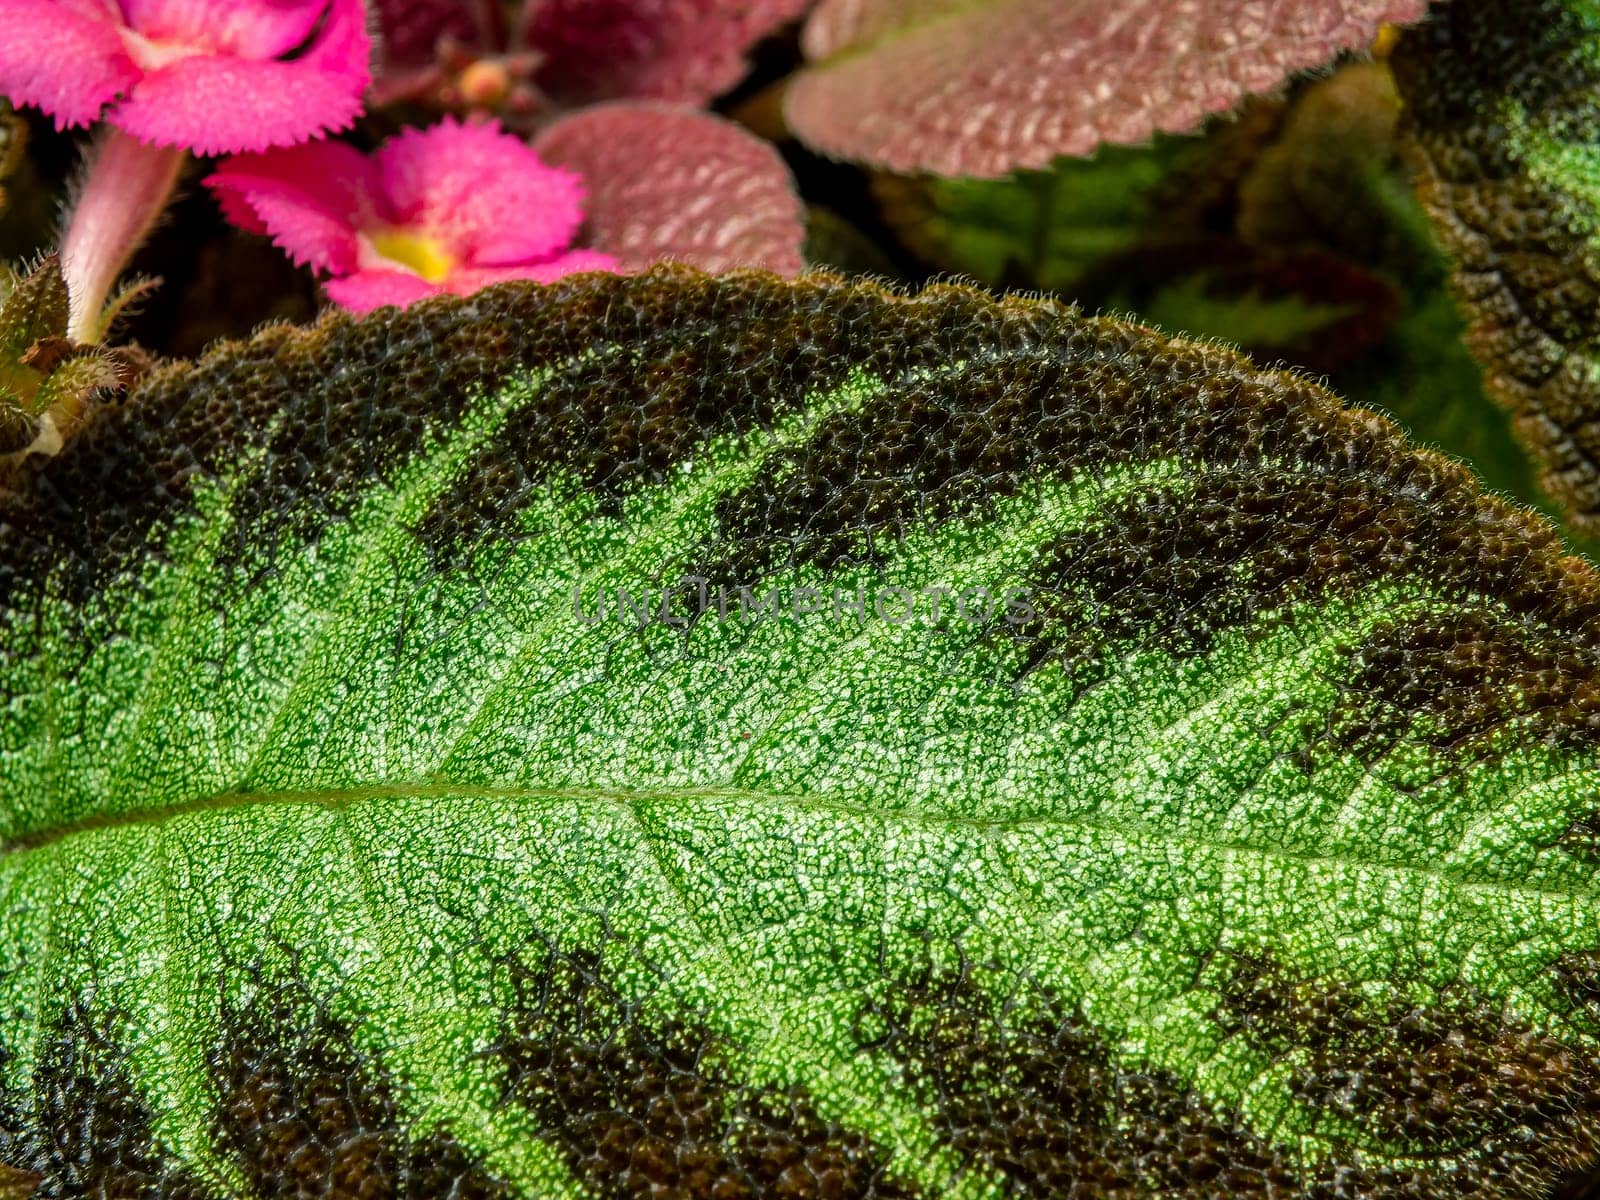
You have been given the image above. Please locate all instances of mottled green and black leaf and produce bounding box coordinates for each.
[3,269,1600,1198]
[1394,0,1600,536]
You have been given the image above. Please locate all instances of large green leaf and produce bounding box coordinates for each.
[4,270,1600,1197]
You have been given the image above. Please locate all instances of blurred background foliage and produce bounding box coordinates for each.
[3,13,1586,558]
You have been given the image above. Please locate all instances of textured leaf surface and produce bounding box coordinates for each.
[785,0,1429,177]
[534,103,805,275]
[6,270,1600,1196]
[1319,165,1584,547]
[526,0,813,106]
[1393,0,1600,538]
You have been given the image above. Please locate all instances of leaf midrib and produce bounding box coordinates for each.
[6,779,1596,906]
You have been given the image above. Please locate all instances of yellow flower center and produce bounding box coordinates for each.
[118,28,208,72]
[367,230,457,284]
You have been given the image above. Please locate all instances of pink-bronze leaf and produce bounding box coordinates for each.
[527,0,813,106]
[785,0,1429,178]
[534,102,805,275]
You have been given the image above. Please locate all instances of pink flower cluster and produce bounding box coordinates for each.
[0,0,619,315]
[210,119,616,314]
[0,0,804,324]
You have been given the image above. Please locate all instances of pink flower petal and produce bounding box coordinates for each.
[526,0,813,107]
[323,268,442,314]
[109,0,371,153]
[120,0,328,59]
[374,117,585,267]
[110,55,362,153]
[207,140,380,273]
[212,185,271,236]
[274,0,373,78]
[535,103,804,275]
[231,183,363,272]
[446,250,620,295]
[0,0,140,128]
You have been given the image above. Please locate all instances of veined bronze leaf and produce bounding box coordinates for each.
[3,270,1600,1197]
[786,0,1428,178]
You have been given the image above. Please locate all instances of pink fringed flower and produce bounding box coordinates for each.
[208,118,617,314]
[0,1,370,340]
[0,0,372,154]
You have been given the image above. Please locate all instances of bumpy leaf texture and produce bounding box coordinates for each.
[786,0,1429,177]
[527,0,814,105]
[534,103,805,274]
[5,271,1600,1196]
[1392,0,1600,537]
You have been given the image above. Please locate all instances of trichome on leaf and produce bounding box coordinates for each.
[2,271,1600,1197]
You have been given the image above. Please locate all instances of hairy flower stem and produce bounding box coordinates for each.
[60,128,183,343]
